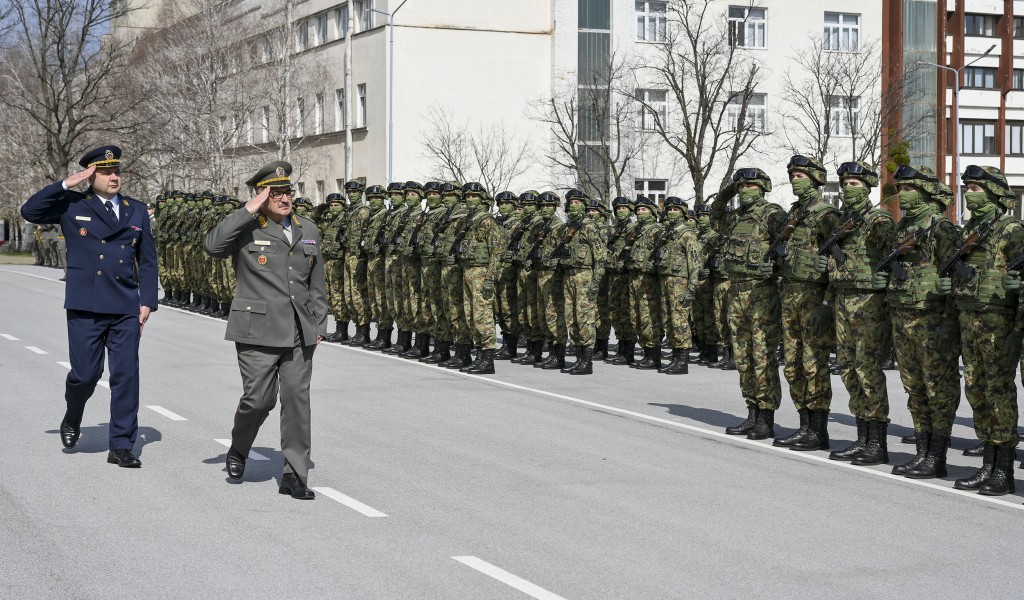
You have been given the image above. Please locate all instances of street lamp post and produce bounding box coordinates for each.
[370,0,411,184]
[918,43,996,224]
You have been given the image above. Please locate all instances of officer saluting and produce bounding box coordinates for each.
[204,161,328,500]
[21,146,158,467]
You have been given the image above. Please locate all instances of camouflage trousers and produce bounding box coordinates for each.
[660,275,693,350]
[419,260,442,335]
[834,289,889,422]
[157,244,170,291]
[693,278,716,344]
[891,306,961,434]
[172,245,187,291]
[959,309,1020,448]
[221,260,236,303]
[324,258,349,322]
[463,265,497,350]
[495,263,519,336]
[780,280,833,412]
[595,271,611,340]
[608,271,635,343]
[442,263,471,344]
[536,268,567,343]
[401,258,422,332]
[385,255,402,329]
[344,255,370,325]
[517,266,544,342]
[727,279,782,410]
[562,268,597,347]
[366,255,392,327]
[713,278,732,346]
[629,272,662,348]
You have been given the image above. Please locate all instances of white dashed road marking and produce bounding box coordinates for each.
[57,361,71,369]
[1,333,17,340]
[25,346,47,355]
[453,556,567,600]
[311,487,388,517]
[146,405,187,421]
[214,439,269,460]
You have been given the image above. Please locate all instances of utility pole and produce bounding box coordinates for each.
[344,4,354,180]
[281,0,294,161]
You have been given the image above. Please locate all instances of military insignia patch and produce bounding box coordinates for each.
[104,149,114,160]
[257,214,268,228]
[292,214,300,227]
[257,255,268,265]
[79,227,87,237]
[122,199,129,206]
[301,239,316,245]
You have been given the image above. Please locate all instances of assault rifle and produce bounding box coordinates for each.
[550,223,581,260]
[817,204,874,263]
[619,225,641,262]
[450,210,477,255]
[874,222,937,282]
[938,217,996,279]
[506,220,529,253]
[652,226,676,263]
[408,211,428,249]
[764,204,807,262]
[526,219,554,262]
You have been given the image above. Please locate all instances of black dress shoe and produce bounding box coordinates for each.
[107,449,141,468]
[60,415,80,449]
[226,447,246,480]
[279,473,315,500]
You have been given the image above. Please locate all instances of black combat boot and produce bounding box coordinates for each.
[791,410,830,451]
[661,349,688,375]
[568,347,594,375]
[629,347,648,369]
[198,296,211,314]
[963,442,985,457]
[954,444,995,491]
[402,333,430,359]
[704,344,720,367]
[593,339,609,361]
[495,334,517,360]
[635,345,661,370]
[978,446,1016,496]
[329,321,349,343]
[892,431,930,475]
[608,340,636,365]
[718,346,736,370]
[352,324,371,347]
[220,301,231,319]
[517,340,544,366]
[561,346,581,373]
[538,344,565,370]
[461,346,484,372]
[160,291,170,306]
[189,292,202,310]
[383,330,403,354]
[466,349,496,375]
[427,340,451,364]
[906,431,949,479]
[747,408,775,440]
[773,408,811,448]
[851,421,889,466]
[901,433,916,444]
[444,343,472,369]
[210,301,226,318]
[725,405,758,436]
[830,418,868,461]
[565,343,577,357]
[364,326,388,350]
[881,348,897,370]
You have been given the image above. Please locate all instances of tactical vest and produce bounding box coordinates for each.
[606,221,634,272]
[533,216,562,270]
[362,207,390,257]
[458,210,498,267]
[656,221,697,277]
[416,209,447,258]
[500,215,522,265]
[343,205,369,255]
[953,214,1019,312]
[397,208,425,258]
[513,215,545,265]
[438,207,470,261]
[320,212,344,259]
[627,221,663,273]
[722,201,781,281]
[887,212,948,308]
[558,218,598,269]
[828,209,892,290]
[699,228,727,281]
[780,199,836,284]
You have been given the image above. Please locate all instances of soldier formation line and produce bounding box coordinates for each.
[151,158,1024,498]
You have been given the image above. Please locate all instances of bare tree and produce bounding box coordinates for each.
[421,104,531,194]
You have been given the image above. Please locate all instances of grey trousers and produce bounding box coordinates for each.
[233,332,316,484]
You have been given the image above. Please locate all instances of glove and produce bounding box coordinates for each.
[544,258,559,269]
[502,250,513,262]
[481,279,495,300]
[872,271,889,291]
[700,266,711,279]
[680,290,694,308]
[446,255,456,266]
[643,260,655,273]
[808,303,833,337]
[759,262,774,278]
[1002,330,1024,368]
[1004,272,1021,291]
[934,323,959,355]
[936,276,952,295]
[815,255,829,273]
[586,281,600,300]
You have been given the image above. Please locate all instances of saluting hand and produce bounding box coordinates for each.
[63,166,95,189]
[245,187,271,215]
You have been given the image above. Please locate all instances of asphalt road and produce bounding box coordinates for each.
[1,265,1022,599]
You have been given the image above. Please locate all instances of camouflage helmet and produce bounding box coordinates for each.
[518,190,539,205]
[894,165,942,197]
[325,192,344,205]
[565,188,589,201]
[962,165,1016,208]
[462,182,487,198]
[537,191,560,205]
[731,167,772,193]
[386,182,405,195]
[344,180,365,192]
[696,204,711,214]
[837,161,880,188]
[494,191,517,204]
[634,195,661,217]
[664,196,688,210]
[585,198,610,216]
[404,181,424,196]
[439,182,463,198]
[611,196,632,209]
[787,155,828,187]
[423,181,444,195]
[365,185,387,198]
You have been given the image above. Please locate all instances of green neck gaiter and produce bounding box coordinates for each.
[841,185,870,212]
[465,196,482,210]
[566,205,584,221]
[665,210,683,223]
[615,208,631,222]
[369,198,384,211]
[738,187,762,208]
[791,178,814,197]
[442,195,458,208]
[347,193,362,205]
[426,195,441,209]
[637,211,655,224]
[964,190,996,218]
[521,205,536,217]
[498,204,514,217]
[899,190,932,221]
[540,205,556,218]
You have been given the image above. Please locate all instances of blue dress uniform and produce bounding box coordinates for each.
[20,146,158,463]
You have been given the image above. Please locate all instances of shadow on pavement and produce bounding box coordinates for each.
[202,447,316,485]
[47,424,162,456]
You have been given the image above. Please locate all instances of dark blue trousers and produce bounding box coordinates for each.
[65,310,140,450]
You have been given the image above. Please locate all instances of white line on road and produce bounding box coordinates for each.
[214,439,269,461]
[0,268,63,283]
[311,487,388,517]
[57,361,71,369]
[146,405,187,421]
[453,556,567,600]
[25,346,47,355]
[1,333,17,340]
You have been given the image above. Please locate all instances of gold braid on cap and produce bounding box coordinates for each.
[87,159,121,168]
[256,176,291,187]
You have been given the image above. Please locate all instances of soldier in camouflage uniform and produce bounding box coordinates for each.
[656,196,703,375]
[361,185,392,347]
[948,165,1022,495]
[814,162,895,465]
[372,182,406,352]
[626,196,664,371]
[511,192,548,365]
[439,184,475,369]
[341,180,371,345]
[293,197,313,218]
[605,197,638,365]
[715,168,787,440]
[190,191,216,312]
[694,205,720,365]
[585,199,613,360]
[493,191,521,360]
[154,194,171,304]
[427,183,464,365]
[884,165,962,479]
[320,194,349,342]
[412,182,449,362]
[532,192,569,369]
[553,191,607,375]
[397,182,428,359]
[772,155,841,452]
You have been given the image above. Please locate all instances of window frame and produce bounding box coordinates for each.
[357,84,367,128]
[823,12,860,53]
[637,88,667,131]
[1006,121,1024,156]
[295,97,305,137]
[261,106,270,143]
[726,91,766,133]
[314,92,324,135]
[960,120,997,156]
[964,13,998,38]
[825,95,860,137]
[634,178,668,205]
[963,65,997,89]
[335,88,346,131]
[635,1,668,43]
[728,6,767,50]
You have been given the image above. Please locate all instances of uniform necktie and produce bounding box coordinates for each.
[104,200,116,225]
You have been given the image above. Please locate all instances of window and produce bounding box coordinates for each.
[963,66,996,89]
[316,180,325,201]
[356,1,373,31]
[335,88,346,130]
[823,13,860,52]
[728,6,766,49]
[826,96,859,136]
[297,182,306,197]
[1007,122,1024,156]
[245,113,253,144]
[357,84,367,127]
[965,13,997,37]
[314,13,327,45]
[1014,69,1024,90]
[726,92,766,132]
[336,6,350,39]
[635,179,667,204]
[637,89,667,131]
[296,97,305,137]
[296,21,309,51]
[314,93,324,135]
[1015,16,1024,40]
[960,121,996,155]
[822,182,841,207]
[261,106,270,143]
[336,178,345,193]
[635,2,667,43]
[261,37,272,63]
